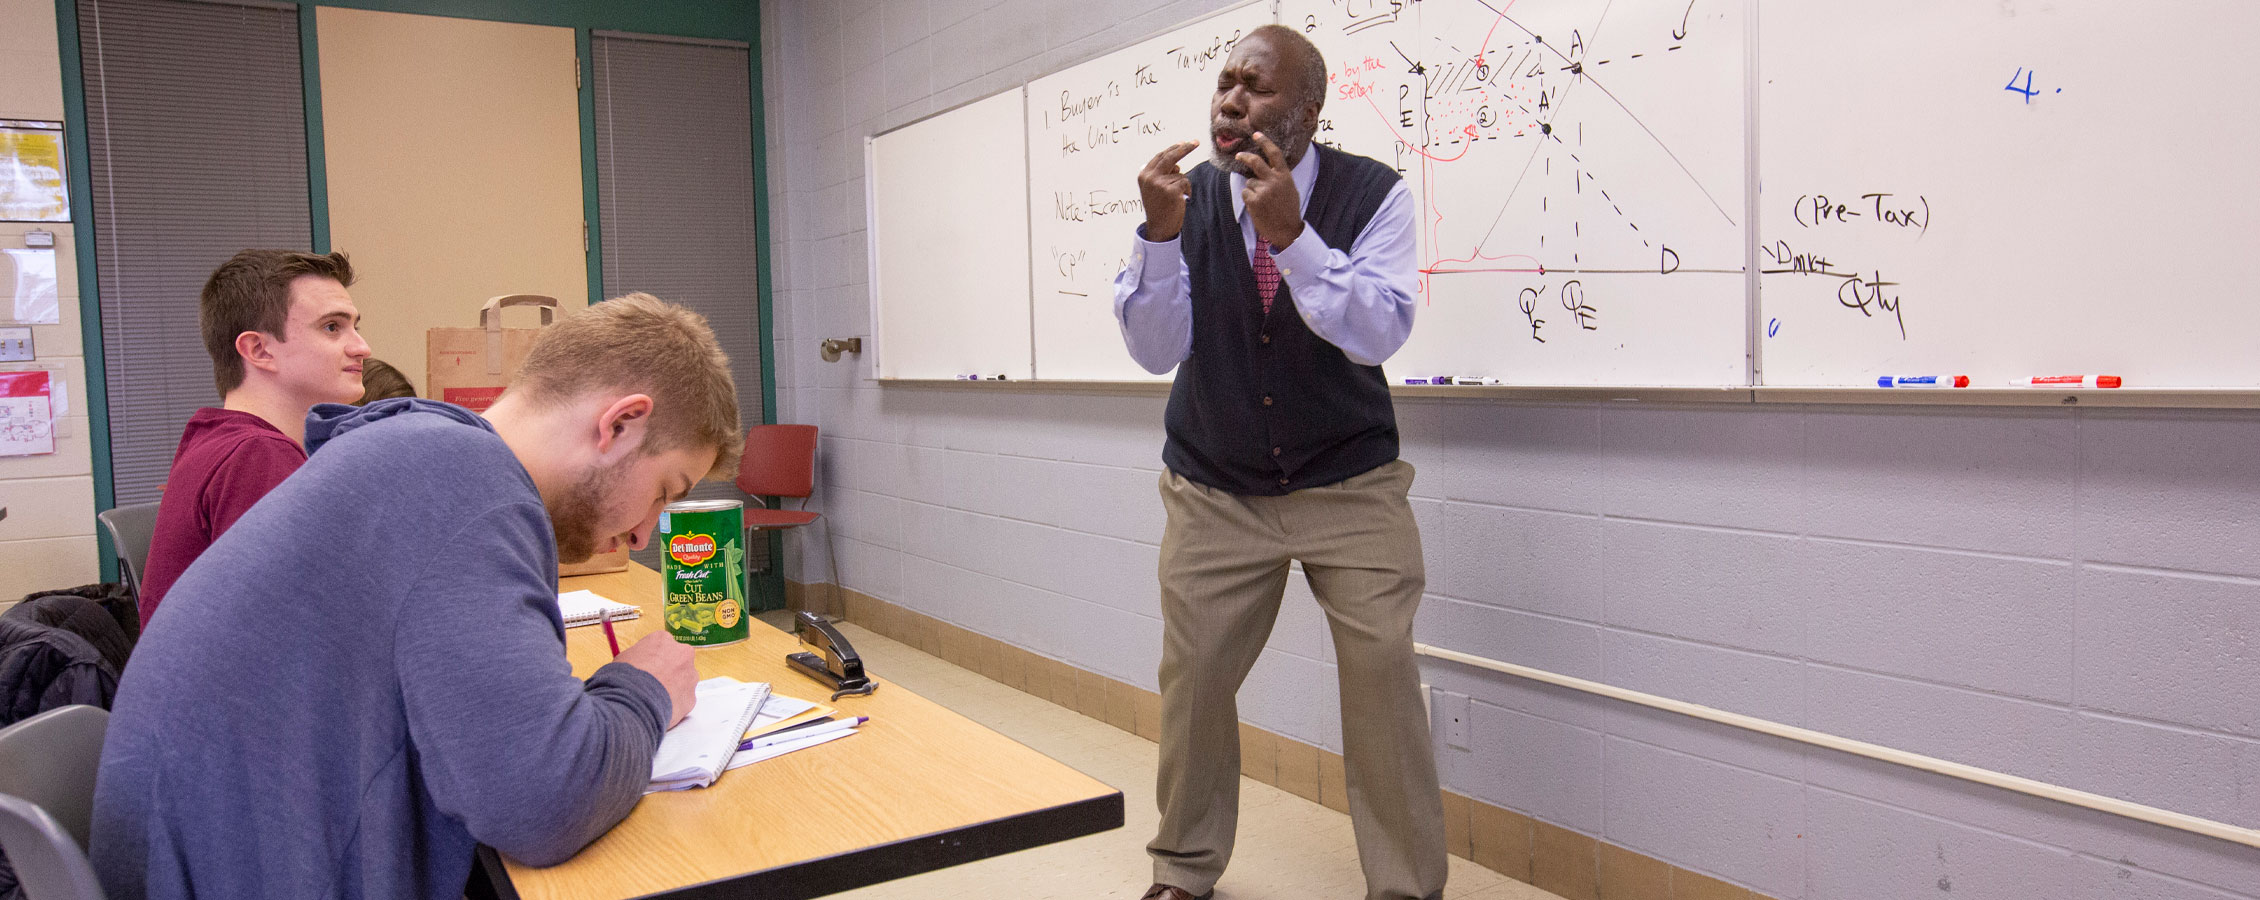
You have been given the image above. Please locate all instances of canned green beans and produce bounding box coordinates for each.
[659,499,747,646]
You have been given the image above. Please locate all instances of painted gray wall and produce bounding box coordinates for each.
[758,1,2260,896]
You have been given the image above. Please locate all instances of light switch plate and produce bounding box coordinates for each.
[0,327,32,362]
[1438,690,1471,750]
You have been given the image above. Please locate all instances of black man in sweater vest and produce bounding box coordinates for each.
[1112,24,1446,900]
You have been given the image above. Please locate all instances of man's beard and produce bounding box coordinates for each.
[1214,103,1317,176]
[548,463,621,564]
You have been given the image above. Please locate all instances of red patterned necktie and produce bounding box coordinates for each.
[1253,238,1279,316]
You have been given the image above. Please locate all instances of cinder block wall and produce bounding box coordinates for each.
[759,2,2260,897]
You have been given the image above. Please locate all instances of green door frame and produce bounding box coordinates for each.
[53,0,114,580]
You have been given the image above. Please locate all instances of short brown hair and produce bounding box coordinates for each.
[510,293,743,478]
[355,358,418,404]
[200,249,356,395]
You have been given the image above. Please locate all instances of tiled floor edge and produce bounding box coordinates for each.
[792,580,1777,900]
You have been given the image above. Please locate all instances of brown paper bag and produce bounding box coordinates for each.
[425,294,553,413]
[426,294,628,577]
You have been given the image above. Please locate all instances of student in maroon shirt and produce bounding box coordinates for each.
[138,250,371,627]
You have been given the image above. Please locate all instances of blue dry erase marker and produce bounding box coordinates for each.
[1875,375,1970,388]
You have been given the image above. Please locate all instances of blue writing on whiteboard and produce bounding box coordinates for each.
[2004,67,2038,104]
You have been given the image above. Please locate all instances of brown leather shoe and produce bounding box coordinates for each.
[1139,885,1213,900]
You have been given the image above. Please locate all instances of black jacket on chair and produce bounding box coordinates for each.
[0,599,122,728]
[5,591,134,678]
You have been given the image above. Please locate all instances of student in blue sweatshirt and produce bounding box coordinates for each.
[90,293,746,900]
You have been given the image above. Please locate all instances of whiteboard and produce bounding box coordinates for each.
[867,89,1033,380]
[1758,0,2260,387]
[1025,2,1273,381]
[1287,0,1750,386]
[867,2,2260,393]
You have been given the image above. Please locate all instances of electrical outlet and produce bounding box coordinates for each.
[0,327,31,362]
[1438,690,1471,750]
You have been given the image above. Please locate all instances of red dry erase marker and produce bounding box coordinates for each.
[600,609,621,657]
[2010,375,2121,388]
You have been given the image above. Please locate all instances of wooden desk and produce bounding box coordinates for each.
[471,564,1124,900]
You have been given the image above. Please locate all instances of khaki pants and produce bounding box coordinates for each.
[1148,460,1447,900]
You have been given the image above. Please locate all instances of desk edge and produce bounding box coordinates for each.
[475,788,1124,900]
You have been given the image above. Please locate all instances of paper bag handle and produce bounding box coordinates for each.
[480,294,557,375]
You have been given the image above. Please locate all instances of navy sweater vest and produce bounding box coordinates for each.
[1163,142,1402,496]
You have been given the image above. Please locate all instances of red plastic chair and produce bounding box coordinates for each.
[734,424,838,609]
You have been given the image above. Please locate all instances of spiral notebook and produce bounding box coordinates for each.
[556,589,639,628]
[648,678,772,793]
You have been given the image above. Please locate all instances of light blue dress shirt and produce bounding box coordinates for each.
[1113,147,1420,373]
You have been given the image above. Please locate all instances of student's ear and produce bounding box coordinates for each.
[591,393,656,459]
[235,331,282,376]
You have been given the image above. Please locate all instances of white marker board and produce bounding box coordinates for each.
[868,1,2260,393]
[867,89,1032,380]
[1757,0,2260,387]
[1288,0,1750,387]
[1026,2,1274,381]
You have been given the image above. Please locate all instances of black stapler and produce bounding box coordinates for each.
[787,611,877,701]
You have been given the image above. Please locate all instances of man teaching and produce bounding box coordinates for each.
[1113,23,1446,900]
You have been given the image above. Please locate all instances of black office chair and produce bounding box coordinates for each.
[94,502,159,602]
[0,705,110,899]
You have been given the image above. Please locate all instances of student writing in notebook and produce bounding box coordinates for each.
[90,295,745,900]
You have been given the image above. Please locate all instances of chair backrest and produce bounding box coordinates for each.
[94,502,160,597]
[735,424,818,500]
[0,793,108,900]
[0,705,109,848]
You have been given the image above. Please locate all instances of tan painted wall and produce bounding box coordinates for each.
[315,7,587,379]
[0,0,98,603]
[0,0,63,119]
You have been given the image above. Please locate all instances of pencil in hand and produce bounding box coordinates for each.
[600,608,622,657]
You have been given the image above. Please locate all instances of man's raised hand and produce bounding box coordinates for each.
[1239,132,1305,249]
[1138,141,1199,242]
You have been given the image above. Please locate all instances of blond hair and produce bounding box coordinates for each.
[510,293,744,478]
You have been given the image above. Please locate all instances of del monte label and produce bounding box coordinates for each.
[668,532,717,566]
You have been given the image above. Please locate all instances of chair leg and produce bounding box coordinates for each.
[740,525,786,613]
[743,523,835,616]
[740,525,756,604]
[820,517,843,619]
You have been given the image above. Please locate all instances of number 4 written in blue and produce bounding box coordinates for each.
[2004,67,2062,104]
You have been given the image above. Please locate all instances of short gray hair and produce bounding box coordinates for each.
[1248,24,1329,113]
